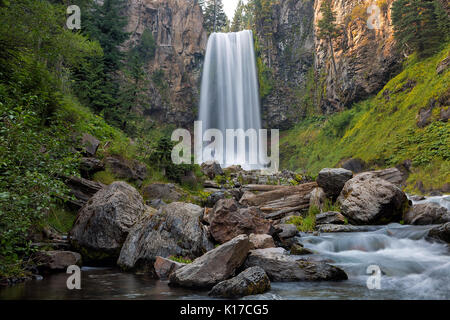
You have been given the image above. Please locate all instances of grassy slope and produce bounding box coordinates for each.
[280,45,450,193]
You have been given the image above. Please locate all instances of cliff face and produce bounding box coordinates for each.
[313,0,400,113]
[260,0,401,126]
[259,0,316,130]
[124,0,206,127]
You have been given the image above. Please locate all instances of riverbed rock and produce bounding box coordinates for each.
[309,187,326,210]
[209,199,273,244]
[169,235,251,289]
[316,168,353,199]
[117,202,213,272]
[205,191,226,207]
[427,222,450,243]
[142,183,183,202]
[208,267,270,298]
[404,203,450,225]
[290,243,313,255]
[154,256,186,280]
[316,211,346,225]
[275,224,298,239]
[316,224,374,233]
[244,248,347,281]
[337,173,408,225]
[34,250,82,272]
[249,234,276,250]
[201,161,223,179]
[69,181,147,263]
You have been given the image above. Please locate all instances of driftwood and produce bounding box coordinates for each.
[264,205,309,220]
[239,182,317,207]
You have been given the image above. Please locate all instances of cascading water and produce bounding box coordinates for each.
[197,30,263,169]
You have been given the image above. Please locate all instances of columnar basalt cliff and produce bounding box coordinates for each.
[258,0,316,129]
[313,0,400,113]
[124,0,206,127]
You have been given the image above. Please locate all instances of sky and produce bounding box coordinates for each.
[222,0,241,20]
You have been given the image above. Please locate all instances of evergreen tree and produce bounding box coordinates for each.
[203,0,228,33]
[231,0,245,32]
[392,0,447,57]
[317,0,339,76]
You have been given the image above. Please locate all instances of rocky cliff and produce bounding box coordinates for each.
[259,0,401,127]
[123,0,206,127]
[257,0,316,130]
[313,0,400,113]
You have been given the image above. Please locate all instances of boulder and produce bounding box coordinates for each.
[427,222,450,243]
[249,234,276,250]
[337,173,408,225]
[290,243,313,255]
[81,133,100,156]
[34,250,82,272]
[316,168,353,199]
[104,156,147,185]
[201,161,223,179]
[357,168,405,187]
[205,191,226,207]
[80,157,104,177]
[436,54,450,75]
[309,187,326,210]
[340,158,366,173]
[142,183,183,202]
[154,256,186,280]
[404,203,450,225]
[208,267,270,298]
[209,199,273,244]
[169,235,251,289]
[316,211,346,225]
[275,224,298,239]
[244,248,347,282]
[69,182,147,263]
[117,202,214,272]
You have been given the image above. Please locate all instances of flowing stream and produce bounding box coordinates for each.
[197,30,263,169]
[1,196,449,300]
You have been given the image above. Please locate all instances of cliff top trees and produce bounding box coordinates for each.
[392,0,449,57]
[203,0,229,33]
[317,0,339,75]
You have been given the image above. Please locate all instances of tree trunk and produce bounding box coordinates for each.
[328,35,338,76]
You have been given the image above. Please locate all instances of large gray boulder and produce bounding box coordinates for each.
[404,203,450,225]
[337,173,408,225]
[209,199,273,244]
[69,182,147,263]
[357,167,405,187]
[117,202,214,272]
[169,235,251,289]
[104,156,147,185]
[34,251,82,272]
[316,168,353,199]
[208,267,270,298]
[244,248,347,282]
[142,183,183,202]
[427,222,450,243]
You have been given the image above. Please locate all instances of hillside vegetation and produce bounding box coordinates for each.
[280,45,450,193]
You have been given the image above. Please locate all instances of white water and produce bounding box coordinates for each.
[197,30,263,170]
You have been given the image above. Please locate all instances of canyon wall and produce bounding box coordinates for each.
[124,0,206,127]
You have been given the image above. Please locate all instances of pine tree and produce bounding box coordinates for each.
[231,0,245,32]
[392,0,447,57]
[203,0,228,33]
[317,0,339,76]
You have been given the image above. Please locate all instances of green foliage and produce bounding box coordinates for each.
[169,256,192,264]
[322,198,341,212]
[392,0,449,58]
[287,211,317,232]
[44,207,77,234]
[280,45,450,193]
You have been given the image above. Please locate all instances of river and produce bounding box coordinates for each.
[1,196,449,300]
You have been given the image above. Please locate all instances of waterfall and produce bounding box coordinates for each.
[197,30,263,170]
